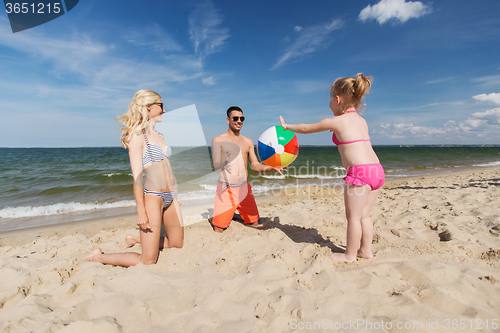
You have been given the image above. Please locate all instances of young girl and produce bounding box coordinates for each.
[280,73,384,262]
[83,89,184,266]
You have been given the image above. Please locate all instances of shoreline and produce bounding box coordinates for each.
[1,166,498,243]
[0,164,498,234]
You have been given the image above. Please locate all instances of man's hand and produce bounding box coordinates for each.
[271,166,286,175]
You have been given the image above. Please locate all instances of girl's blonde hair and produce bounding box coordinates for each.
[330,73,372,112]
[117,89,161,148]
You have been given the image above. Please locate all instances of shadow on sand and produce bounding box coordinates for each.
[207,212,346,254]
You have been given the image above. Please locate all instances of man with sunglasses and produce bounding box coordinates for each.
[211,106,284,232]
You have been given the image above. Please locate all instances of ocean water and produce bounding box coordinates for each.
[0,145,499,231]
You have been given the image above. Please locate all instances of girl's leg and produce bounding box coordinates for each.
[358,189,379,259]
[161,197,184,248]
[83,193,164,267]
[331,183,371,262]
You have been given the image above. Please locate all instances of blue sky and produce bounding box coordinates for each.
[0,0,499,147]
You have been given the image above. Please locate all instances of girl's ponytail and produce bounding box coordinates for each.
[331,73,372,112]
[353,73,372,98]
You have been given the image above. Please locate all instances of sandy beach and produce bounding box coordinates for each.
[1,167,499,332]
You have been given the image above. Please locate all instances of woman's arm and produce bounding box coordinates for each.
[128,135,150,230]
[280,115,336,134]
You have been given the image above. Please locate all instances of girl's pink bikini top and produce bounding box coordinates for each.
[332,110,371,146]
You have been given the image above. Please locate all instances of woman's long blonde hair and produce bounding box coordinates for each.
[117,89,161,148]
[331,73,372,113]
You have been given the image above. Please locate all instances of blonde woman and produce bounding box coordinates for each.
[83,89,184,266]
[280,74,384,262]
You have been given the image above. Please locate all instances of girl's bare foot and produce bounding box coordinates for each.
[331,253,356,263]
[82,248,103,262]
[357,250,374,259]
[123,234,140,249]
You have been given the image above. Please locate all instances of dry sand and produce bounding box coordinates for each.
[0,168,499,332]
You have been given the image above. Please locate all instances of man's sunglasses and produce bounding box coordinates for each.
[232,116,245,122]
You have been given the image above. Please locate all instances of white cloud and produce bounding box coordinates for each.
[188,0,230,60]
[292,80,328,94]
[379,122,449,138]
[0,17,207,89]
[125,23,183,53]
[90,61,202,88]
[0,16,217,147]
[425,76,459,85]
[202,76,216,86]
[458,109,500,135]
[0,19,106,74]
[470,108,500,126]
[271,79,328,95]
[359,0,432,24]
[294,25,303,32]
[472,75,500,86]
[376,108,500,141]
[272,19,343,70]
[472,93,500,106]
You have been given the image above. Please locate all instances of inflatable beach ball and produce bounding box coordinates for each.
[257,126,299,168]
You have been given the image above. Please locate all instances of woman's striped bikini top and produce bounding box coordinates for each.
[142,130,172,166]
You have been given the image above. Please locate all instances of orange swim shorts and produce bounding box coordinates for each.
[212,181,259,229]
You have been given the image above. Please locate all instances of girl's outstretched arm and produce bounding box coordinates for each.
[280,115,336,134]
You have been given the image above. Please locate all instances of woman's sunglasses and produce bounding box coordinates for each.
[232,116,245,122]
[151,102,164,109]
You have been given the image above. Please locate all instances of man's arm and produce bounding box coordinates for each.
[247,137,284,174]
[211,137,225,172]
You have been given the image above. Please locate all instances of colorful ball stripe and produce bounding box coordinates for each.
[257,126,299,168]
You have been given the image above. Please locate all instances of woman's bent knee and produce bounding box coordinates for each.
[141,259,158,265]
[140,254,159,265]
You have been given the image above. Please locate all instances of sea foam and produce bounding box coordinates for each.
[473,160,500,167]
[0,200,136,219]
